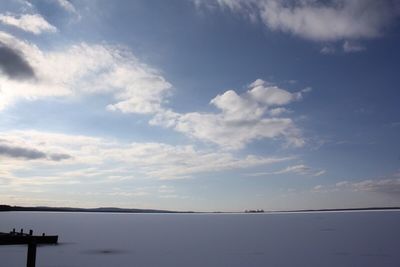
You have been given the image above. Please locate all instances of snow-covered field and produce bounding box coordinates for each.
[1,211,399,267]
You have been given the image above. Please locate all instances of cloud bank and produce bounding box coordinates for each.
[0,30,308,150]
[0,130,292,182]
[0,31,172,113]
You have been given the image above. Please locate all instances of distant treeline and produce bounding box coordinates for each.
[0,205,191,213]
[1,205,399,214]
[244,209,264,213]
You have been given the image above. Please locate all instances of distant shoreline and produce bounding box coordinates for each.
[0,205,189,214]
[1,205,400,214]
[269,207,400,213]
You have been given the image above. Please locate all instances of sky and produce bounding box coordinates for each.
[0,0,399,212]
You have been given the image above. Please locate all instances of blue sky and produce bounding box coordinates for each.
[0,0,399,211]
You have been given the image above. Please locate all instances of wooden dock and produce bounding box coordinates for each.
[0,229,58,267]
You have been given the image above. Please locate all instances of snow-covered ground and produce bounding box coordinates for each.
[1,211,399,267]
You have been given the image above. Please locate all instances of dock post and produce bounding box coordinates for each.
[1,229,58,266]
[27,241,37,267]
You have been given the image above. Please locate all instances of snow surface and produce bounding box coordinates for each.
[1,211,399,267]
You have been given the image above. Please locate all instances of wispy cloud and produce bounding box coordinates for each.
[340,178,400,195]
[249,164,325,177]
[56,0,80,17]
[0,130,292,183]
[320,45,336,55]
[313,172,400,195]
[0,13,57,34]
[390,122,400,128]
[343,41,366,53]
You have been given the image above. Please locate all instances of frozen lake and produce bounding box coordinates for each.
[1,211,399,267]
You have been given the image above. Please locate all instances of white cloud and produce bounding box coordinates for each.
[313,170,326,177]
[313,184,324,191]
[158,185,175,194]
[274,164,310,175]
[258,0,396,41]
[343,41,366,53]
[0,130,292,183]
[0,31,172,113]
[320,46,336,54]
[151,79,308,149]
[0,13,57,34]
[268,107,289,116]
[199,0,400,42]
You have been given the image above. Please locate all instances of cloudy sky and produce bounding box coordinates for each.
[0,0,399,212]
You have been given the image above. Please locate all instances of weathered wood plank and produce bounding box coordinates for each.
[0,230,57,245]
[0,234,58,245]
